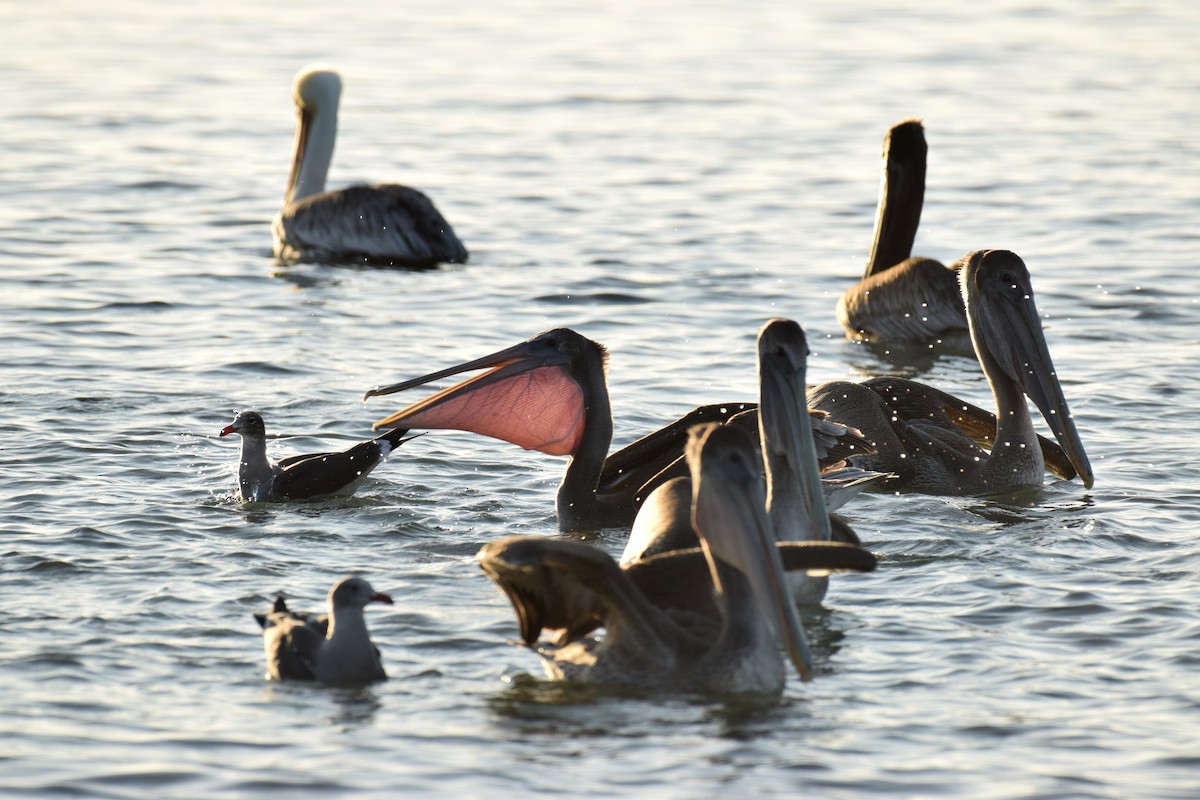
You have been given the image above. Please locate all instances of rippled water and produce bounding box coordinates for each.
[3,0,1200,796]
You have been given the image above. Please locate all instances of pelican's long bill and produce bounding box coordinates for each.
[757,319,834,542]
[964,251,1094,489]
[363,332,588,456]
[687,423,814,681]
[284,105,311,205]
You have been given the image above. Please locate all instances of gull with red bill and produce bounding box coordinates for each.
[219,410,417,502]
[253,576,393,684]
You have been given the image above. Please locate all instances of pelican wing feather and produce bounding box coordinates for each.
[862,376,1080,481]
[278,184,467,267]
[478,537,677,656]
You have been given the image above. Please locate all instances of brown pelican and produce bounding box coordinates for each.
[623,319,867,606]
[253,576,392,684]
[836,119,968,346]
[478,423,877,693]
[272,65,468,267]
[363,328,871,531]
[219,410,416,501]
[811,249,1093,495]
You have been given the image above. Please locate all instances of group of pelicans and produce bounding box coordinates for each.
[231,65,1094,694]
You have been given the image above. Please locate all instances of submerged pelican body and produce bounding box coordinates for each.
[624,319,870,606]
[812,249,1094,495]
[836,119,968,347]
[478,423,877,693]
[363,328,871,531]
[272,65,467,268]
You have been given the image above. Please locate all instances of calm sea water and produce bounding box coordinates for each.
[3,0,1200,797]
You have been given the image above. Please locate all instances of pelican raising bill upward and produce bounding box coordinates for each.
[363,328,871,531]
[836,119,968,346]
[478,423,877,693]
[272,65,468,267]
[812,249,1093,495]
[624,320,871,606]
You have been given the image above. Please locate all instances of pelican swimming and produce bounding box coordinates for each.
[272,65,468,267]
[836,119,968,346]
[363,328,871,531]
[812,249,1093,495]
[477,423,877,693]
[219,410,417,502]
[253,576,393,684]
[623,320,869,606]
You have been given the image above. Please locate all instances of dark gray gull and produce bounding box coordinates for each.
[219,409,416,501]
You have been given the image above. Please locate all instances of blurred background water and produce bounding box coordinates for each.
[2,0,1199,796]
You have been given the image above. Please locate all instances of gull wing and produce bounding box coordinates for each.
[255,598,325,681]
[272,429,414,498]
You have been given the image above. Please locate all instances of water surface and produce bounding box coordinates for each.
[3,0,1199,797]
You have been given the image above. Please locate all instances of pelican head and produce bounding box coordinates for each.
[364,328,609,457]
[961,249,1094,489]
[293,65,342,112]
